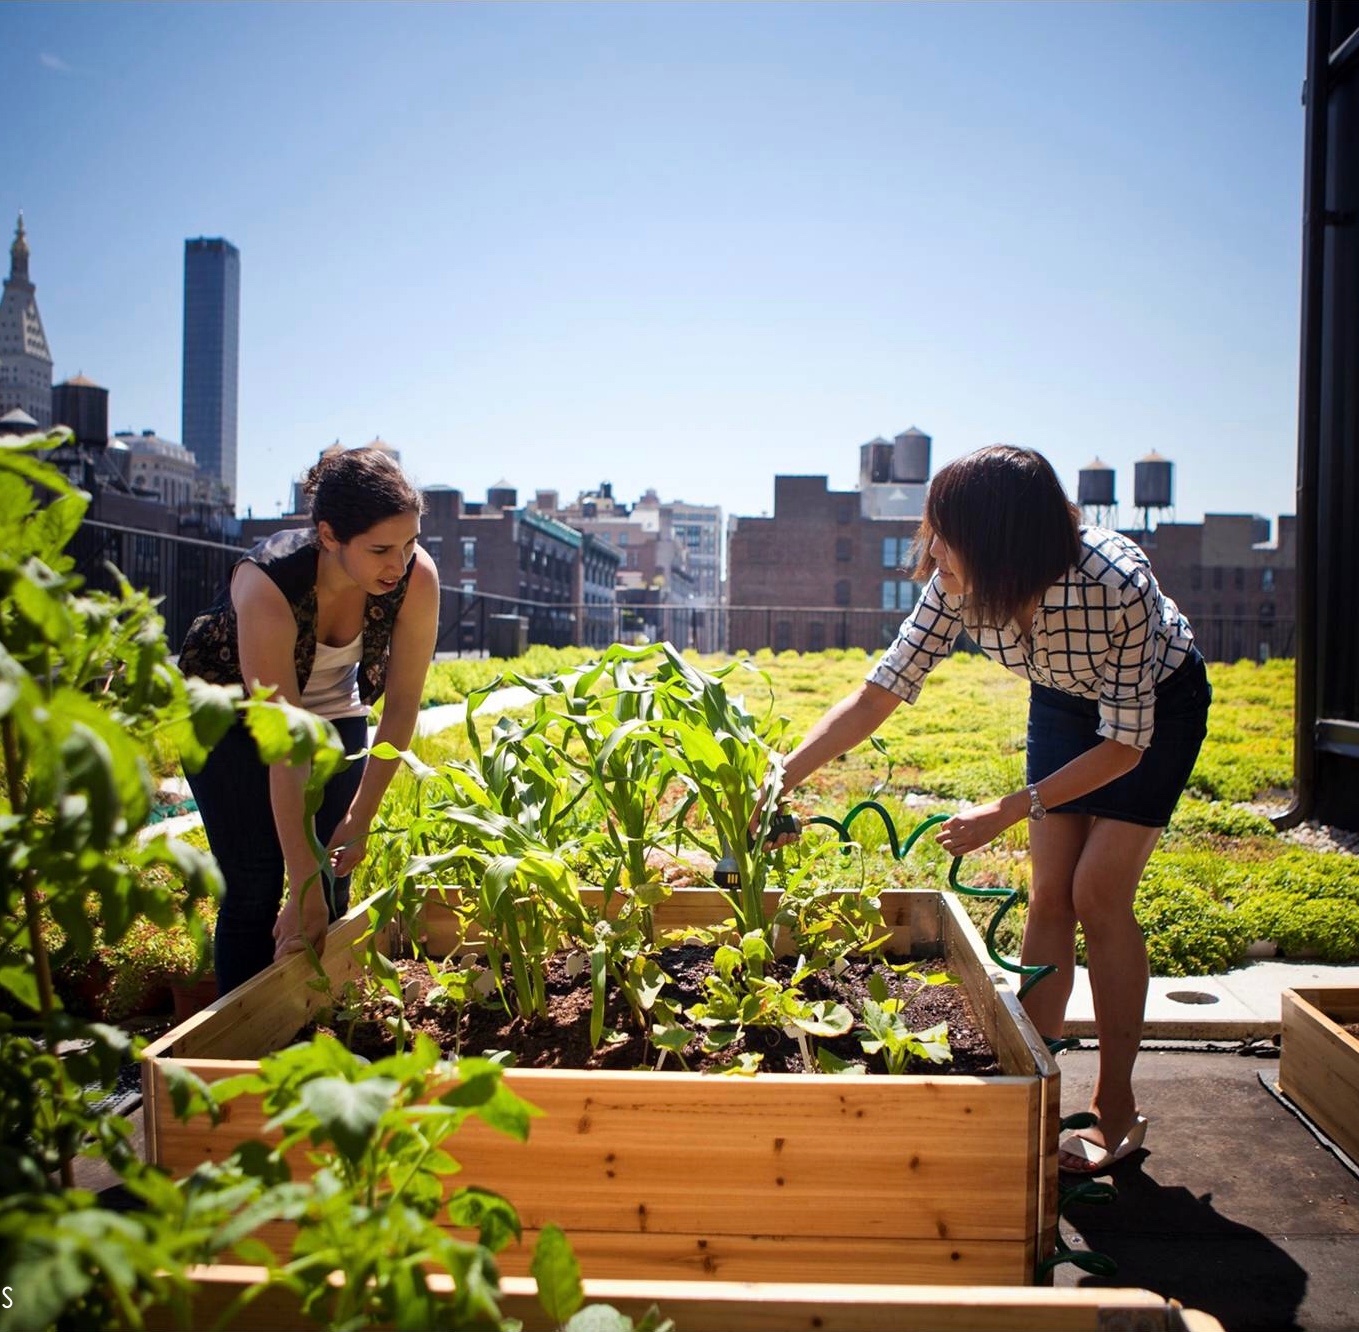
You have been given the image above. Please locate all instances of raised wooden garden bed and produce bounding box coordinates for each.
[143,1267,1225,1332]
[1279,987,1359,1164]
[142,887,1059,1286]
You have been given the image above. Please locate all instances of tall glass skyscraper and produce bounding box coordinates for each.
[181,237,240,505]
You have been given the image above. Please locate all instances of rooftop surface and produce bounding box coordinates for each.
[1054,1043,1359,1332]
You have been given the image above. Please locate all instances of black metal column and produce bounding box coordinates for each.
[1284,0,1359,830]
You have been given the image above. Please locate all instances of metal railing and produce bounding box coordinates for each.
[69,521,245,648]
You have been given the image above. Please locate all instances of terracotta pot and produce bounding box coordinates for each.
[171,974,220,1024]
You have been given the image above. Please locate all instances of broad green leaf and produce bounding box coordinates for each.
[0,1236,96,1332]
[531,1223,584,1324]
[816,1048,867,1075]
[298,1075,399,1164]
[0,962,42,1010]
[11,557,74,642]
[447,1185,522,1252]
[791,1000,854,1039]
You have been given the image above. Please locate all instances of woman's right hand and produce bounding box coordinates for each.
[748,794,802,851]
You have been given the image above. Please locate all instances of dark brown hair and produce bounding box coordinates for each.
[303,447,424,543]
[913,444,1080,629]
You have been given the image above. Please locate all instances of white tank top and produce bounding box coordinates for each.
[299,630,368,720]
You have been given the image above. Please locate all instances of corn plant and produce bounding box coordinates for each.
[612,646,789,942]
[537,646,690,909]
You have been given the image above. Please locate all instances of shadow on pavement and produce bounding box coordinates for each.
[1065,1160,1308,1332]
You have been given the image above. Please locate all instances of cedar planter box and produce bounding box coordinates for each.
[142,888,1059,1287]
[1279,987,1359,1164]
[143,1266,1225,1332]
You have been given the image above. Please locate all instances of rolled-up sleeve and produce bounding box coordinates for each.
[1097,575,1159,749]
[867,575,964,704]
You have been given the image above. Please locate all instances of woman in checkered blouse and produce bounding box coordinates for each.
[770,445,1211,1174]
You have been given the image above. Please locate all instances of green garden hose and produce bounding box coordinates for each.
[805,803,1055,998]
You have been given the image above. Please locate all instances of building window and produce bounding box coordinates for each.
[836,537,852,562]
[881,579,918,611]
[834,579,851,607]
[1212,567,1223,591]
[1234,567,1245,590]
[882,537,903,568]
[461,580,476,594]
[808,621,826,652]
[461,537,476,570]
[774,620,793,653]
[1190,566,1202,590]
[1261,568,1275,592]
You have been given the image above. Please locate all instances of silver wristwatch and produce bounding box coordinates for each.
[1026,783,1047,821]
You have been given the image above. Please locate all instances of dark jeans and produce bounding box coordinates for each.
[185,715,368,996]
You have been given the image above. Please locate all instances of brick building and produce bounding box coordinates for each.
[1127,514,1296,663]
[727,474,922,653]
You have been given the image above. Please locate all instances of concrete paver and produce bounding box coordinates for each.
[1066,960,1359,1040]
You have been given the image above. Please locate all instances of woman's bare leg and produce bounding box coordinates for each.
[1065,817,1163,1158]
[1019,812,1093,1040]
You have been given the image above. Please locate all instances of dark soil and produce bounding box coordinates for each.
[308,948,1002,1077]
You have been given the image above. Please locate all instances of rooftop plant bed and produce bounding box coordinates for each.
[142,885,1059,1288]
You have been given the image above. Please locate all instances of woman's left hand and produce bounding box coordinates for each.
[935,798,1016,857]
[327,815,370,877]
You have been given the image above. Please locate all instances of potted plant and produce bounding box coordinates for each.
[143,646,1061,1288]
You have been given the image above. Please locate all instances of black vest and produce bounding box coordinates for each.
[178,527,412,706]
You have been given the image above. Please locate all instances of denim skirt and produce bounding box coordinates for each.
[1026,649,1212,828]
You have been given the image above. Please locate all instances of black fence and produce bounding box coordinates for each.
[435,587,727,655]
[60,522,1296,668]
[69,521,244,649]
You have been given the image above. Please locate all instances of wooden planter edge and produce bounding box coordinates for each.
[142,1265,1224,1332]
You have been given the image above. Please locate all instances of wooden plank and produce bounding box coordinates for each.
[140,901,384,1063]
[144,1266,1214,1332]
[148,1060,1037,1243]
[493,1231,1029,1286]
[1280,988,1359,1164]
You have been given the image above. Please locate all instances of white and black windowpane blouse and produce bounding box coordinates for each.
[868,528,1195,750]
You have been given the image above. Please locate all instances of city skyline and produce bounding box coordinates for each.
[3,2,1306,526]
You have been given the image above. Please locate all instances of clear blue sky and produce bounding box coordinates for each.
[4,1,1306,529]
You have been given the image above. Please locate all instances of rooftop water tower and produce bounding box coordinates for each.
[1077,457,1117,529]
[1133,451,1175,532]
[892,426,931,483]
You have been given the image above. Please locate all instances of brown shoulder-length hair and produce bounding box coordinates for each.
[913,445,1080,629]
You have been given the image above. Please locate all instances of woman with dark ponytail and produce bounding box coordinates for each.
[180,447,439,994]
